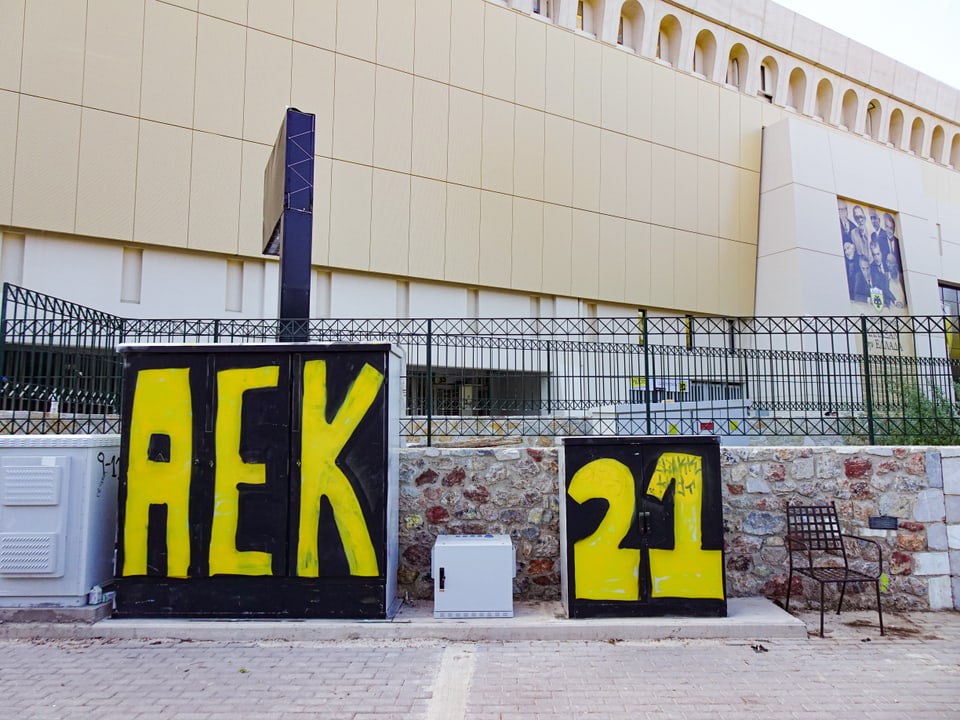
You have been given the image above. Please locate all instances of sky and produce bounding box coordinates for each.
[773,0,960,90]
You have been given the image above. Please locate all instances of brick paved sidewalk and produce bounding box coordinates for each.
[0,610,957,719]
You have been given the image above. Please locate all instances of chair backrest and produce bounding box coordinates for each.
[786,502,845,554]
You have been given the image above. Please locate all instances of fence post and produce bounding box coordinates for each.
[860,314,876,444]
[642,311,651,436]
[426,318,433,447]
[0,283,7,392]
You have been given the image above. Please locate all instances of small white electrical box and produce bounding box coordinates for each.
[432,534,515,618]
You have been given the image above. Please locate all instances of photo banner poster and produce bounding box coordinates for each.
[837,197,907,315]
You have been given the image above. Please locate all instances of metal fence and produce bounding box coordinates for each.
[1,283,958,444]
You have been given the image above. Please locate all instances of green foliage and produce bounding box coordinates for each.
[874,382,960,446]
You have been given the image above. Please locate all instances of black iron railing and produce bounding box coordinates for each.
[0,283,957,444]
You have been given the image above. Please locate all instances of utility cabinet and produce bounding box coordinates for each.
[432,534,515,618]
[561,436,725,618]
[114,343,401,618]
[0,434,120,607]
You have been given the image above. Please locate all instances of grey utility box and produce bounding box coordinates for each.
[432,534,516,618]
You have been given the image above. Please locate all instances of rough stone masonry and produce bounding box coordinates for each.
[398,445,960,611]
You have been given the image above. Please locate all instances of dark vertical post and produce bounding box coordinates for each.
[263,109,316,342]
[860,315,876,444]
[642,310,651,436]
[426,319,433,447]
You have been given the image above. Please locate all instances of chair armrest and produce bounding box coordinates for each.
[785,534,810,554]
[842,533,884,573]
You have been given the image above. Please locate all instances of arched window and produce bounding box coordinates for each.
[951,134,960,170]
[930,125,945,163]
[759,56,777,102]
[726,44,748,91]
[814,78,832,122]
[888,108,904,147]
[693,29,716,79]
[787,68,806,112]
[656,14,681,67]
[865,100,881,140]
[619,1,643,52]
[910,117,925,155]
[840,89,858,130]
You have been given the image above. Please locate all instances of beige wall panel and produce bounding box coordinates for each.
[134,120,192,247]
[650,145,676,228]
[409,177,446,279]
[370,169,410,276]
[738,169,760,244]
[650,63,676,148]
[0,0,24,91]
[572,122,600,212]
[165,0,197,10]
[445,184,480,284]
[484,5,516,103]
[309,155,332,264]
[697,82,720,160]
[627,59,652,141]
[243,30,292,145]
[512,197,543,291]
[598,215,626,302]
[332,54,375,164]
[718,238,755,314]
[542,204,572,296]
[543,114,574,206]
[740,96,763,172]
[414,0,451,83]
[514,106,545,201]
[675,151,698,233]
[673,230,698,310]
[675,73,699,155]
[599,130,627,218]
[449,0,483,92]
[696,156,719,236]
[237,141,274,258]
[717,88,741,167]
[412,78,449,180]
[199,0,247,24]
[481,97,515,194]
[625,137,652,222]
[649,225,675,307]
[695,233,720,312]
[624,220,652,306]
[570,209,599,299]
[373,67,413,174]
[13,97,80,233]
[573,38,601,127]
[377,0,415,72]
[601,47,628,135]
[515,15,546,110]
[545,26,575,118]
[336,0,376,62]
[717,163,739,241]
[76,109,138,240]
[761,99,786,128]
[83,0,144,116]
[329,160,373,270]
[292,44,335,157]
[188,132,242,254]
[447,88,483,187]
[293,0,336,50]
[0,91,17,225]
[478,190,512,287]
[20,0,86,104]
[248,0,293,38]
[140,1,196,127]
[195,16,246,137]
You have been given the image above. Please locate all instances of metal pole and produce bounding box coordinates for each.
[642,310,651,436]
[860,314,876,444]
[426,319,433,447]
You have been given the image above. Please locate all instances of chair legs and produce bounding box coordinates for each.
[819,583,825,638]
[837,581,847,614]
[785,568,794,612]
[875,580,885,636]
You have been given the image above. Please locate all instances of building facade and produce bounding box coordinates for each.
[0,0,958,325]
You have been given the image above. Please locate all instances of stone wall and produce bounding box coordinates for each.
[397,445,960,611]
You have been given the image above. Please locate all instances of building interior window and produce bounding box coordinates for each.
[618,16,624,44]
[577,1,583,30]
[941,285,960,385]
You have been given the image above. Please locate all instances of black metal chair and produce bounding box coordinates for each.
[784,502,885,637]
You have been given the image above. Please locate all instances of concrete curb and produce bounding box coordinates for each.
[0,597,807,642]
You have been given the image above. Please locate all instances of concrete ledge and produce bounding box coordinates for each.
[0,597,807,642]
[0,601,112,625]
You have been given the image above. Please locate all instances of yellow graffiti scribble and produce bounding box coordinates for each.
[298,360,383,577]
[123,368,192,578]
[209,366,279,576]
[568,458,640,601]
[646,452,724,599]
